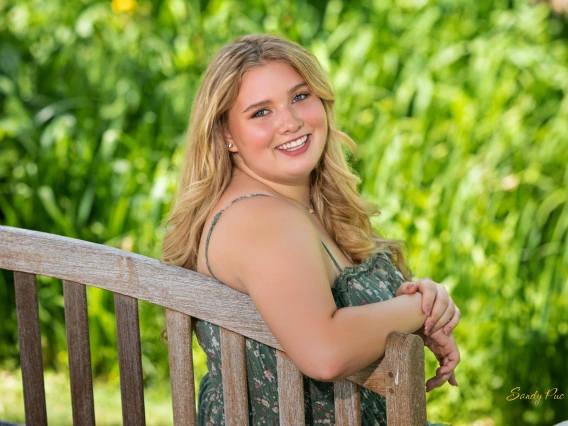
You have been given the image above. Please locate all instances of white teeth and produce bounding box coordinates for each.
[276,135,308,150]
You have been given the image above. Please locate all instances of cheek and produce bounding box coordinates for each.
[303,100,327,128]
[238,122,273,147]
[251,127,274,148]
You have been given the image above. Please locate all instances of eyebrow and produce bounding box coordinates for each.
[241,82,309,114]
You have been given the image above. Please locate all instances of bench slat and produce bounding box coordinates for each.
[334,379,361,426]
[220,327,249,425]
[0,226,279,351]
[14,271,48,426]
[275,350,305,425]
[63,280,96,426]
[166,309,197,426]
[0,226,411,398]
[2,227,429,426]
[114,293,146,426]
[385,332,427,426]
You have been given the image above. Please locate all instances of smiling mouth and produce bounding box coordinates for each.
[275,134,310,151]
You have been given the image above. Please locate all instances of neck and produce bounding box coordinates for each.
[233,167,312,208]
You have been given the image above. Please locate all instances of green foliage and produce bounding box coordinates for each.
[0,368,184,425]
[1,0,567,424]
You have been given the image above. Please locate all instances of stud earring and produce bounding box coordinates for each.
[227,143,233,148]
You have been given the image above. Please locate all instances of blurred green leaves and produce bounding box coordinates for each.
[0,0,567,425]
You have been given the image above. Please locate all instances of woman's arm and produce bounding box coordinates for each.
[327,293,427,381]
[223,196,428,382]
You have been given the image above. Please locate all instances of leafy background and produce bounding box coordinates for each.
[1,0,567,424]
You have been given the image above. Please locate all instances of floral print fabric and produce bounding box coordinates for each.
[195,250,448,425]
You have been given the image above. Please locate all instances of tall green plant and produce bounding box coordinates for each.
[1,0,566,424]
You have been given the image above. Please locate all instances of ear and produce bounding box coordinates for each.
[221,124,237,152]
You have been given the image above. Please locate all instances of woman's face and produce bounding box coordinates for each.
[224,61,328,185]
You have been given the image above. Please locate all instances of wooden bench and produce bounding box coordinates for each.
[0,225,427,426]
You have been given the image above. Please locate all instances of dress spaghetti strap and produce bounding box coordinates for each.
[321,241,343,272]
[204,193,343,280]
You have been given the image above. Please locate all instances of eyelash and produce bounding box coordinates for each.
[251,93,310,118]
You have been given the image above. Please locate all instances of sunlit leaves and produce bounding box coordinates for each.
[0,0,567,424]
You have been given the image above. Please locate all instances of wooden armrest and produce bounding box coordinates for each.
[1,226,428,426]
[345,331,425,396]
[349,331,427,425]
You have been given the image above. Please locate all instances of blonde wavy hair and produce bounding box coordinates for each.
[160,33,413,281]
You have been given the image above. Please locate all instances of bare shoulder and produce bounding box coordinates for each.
[201,194,323,290]
[214,194,339,380]
[216,194,324,281]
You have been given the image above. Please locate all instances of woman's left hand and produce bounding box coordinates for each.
[395,277,461,336]
[422,327,460,391]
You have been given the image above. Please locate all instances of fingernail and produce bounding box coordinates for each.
[425,305,431,316]
[425,322,434,334]
[444,327,450,335]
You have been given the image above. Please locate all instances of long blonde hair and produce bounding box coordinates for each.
[160,33,413,281]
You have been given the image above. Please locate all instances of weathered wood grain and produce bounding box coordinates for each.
[220,327,249,426]
[276,350,305,426]
[345,357,387,396]
[14,271,48,426]
[166,309,197,426]
[114,293,146,426]
[1,226,424,398]
[0,225,277,347]
[334,379,361,426]
[63,280,96,426]
[384,332,427,426]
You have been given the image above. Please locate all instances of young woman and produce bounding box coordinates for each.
[162,33,460,426]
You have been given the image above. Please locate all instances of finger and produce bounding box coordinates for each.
[424,285,449,335]
[434,367,458,389]
[428,325,449,340]
[425,335,446,352]
[431,300,455,335]
[435,362,457,377]
[431,353,445,367]
[396,281,419,297]
[427,342,460,373]
[427,363,456,390]
[415,278,438,317]
[426,371,452,392]
[448,372,458,387]
[438,351,461,378]
[442,306,461,335]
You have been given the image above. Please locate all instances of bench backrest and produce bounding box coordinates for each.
[0,225,427,425]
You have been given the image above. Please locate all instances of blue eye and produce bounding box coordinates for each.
[251,93,310,118]
[252,108,269,118]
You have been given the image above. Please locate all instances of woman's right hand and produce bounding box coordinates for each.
[396,279,461,337]
[420,327,460,392]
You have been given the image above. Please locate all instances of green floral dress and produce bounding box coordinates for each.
[196,194,447,426]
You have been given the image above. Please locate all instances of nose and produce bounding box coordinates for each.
[277,104,303,133]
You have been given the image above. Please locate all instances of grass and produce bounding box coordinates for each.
[0,368,183,425]
[0,333,208,426]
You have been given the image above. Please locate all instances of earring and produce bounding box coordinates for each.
[227,143,233,148]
